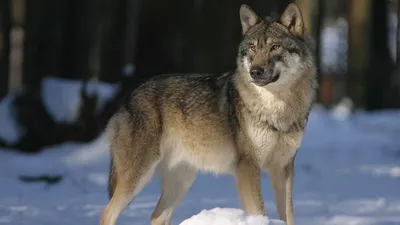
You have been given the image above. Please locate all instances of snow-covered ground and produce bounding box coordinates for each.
[1,84,400,225]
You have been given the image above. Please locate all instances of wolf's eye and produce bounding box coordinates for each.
[271,44,281,51]
[250,44,256,52]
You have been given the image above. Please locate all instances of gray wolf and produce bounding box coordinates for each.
[100,3,317,225]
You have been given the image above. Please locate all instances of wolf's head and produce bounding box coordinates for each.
[236,3,316,91]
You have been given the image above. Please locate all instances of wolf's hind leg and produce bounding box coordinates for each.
[151,162,196,225]
[100,113,162,225]
[100,154,159,225]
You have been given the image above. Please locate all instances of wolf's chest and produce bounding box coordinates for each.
[246,123,303,167]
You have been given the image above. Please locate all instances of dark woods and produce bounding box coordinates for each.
[0,0,398,153]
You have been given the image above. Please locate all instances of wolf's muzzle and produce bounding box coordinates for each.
[250,67,264,79]
[250,65,280,86]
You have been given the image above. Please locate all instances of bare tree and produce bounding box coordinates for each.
[0,0,11,98]
[347,0,371,108]
[347,0,395,110]
[397,0,400,65]
[366,0,395,110]
[59,0,98,80]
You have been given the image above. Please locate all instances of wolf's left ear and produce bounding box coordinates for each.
[280,3,304,37]
[240,4,261,35]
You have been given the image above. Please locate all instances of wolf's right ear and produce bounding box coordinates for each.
[240,4,261,35]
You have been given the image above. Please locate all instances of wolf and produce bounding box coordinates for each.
[100,3,317,225]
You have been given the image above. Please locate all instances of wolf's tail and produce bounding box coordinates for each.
[108,157,117,199]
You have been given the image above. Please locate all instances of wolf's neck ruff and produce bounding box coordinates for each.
[232,68,314,133]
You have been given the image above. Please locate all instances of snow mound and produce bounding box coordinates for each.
[0,91,24,144]
[179,208,285,225]
[42,77,120,123]
[0,77,120,144]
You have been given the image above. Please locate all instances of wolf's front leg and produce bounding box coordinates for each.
[266,158,295,225]
[285,160,295,225]
[235,157,265,215]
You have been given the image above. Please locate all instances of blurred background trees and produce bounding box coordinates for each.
[0,0,399,152]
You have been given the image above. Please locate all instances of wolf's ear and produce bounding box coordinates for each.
[240,4,261,35]
[280,3,304,37]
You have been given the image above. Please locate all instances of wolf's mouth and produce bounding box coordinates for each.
[253,74,280,86]
[269,62,282,83]
[252,72,280,86]
[270,73,280,83]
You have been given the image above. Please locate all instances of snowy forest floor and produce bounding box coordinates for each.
[1,103,400,225]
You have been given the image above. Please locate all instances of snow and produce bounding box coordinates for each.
[330,97,354,121]
[0,77,120,144]
[1,100,400,225]
[0,91,24,145]
[320,17,348,75]
[41,76,120,123]
[179,208,285,225]
[122,63,135,77]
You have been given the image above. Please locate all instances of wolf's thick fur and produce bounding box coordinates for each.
[100,3,317,225]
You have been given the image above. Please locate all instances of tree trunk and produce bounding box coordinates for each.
[0,0,11,98]
[11,0,24,26]
[397,0,400,65]
[366,0,395,110]
[23,0,67,85]
[59,0,98,80]
[389,0,400,109]
[96,0,143,129]
[347,0,371,108]
[122,0,141,77]
[314,0,323,85]
[97,0,126,83]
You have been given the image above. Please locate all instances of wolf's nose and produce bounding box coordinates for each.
[250,67,264,78]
